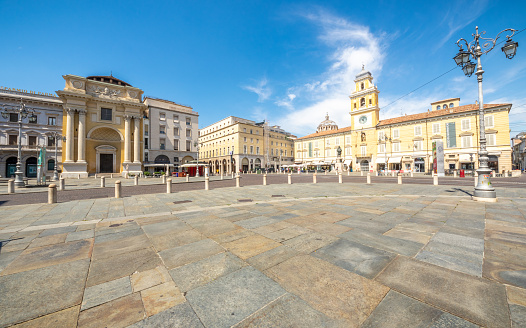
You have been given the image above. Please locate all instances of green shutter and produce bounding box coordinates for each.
[446,123,456,148]
[308,142,313,157]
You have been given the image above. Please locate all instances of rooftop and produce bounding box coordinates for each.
[86,75,132,87]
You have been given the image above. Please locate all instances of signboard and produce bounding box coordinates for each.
[445,122,456,148]
[432,140,445,177]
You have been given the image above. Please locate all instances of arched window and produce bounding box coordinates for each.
[47,159,55,171]
[443,104,448,109]
[436,105,441,110]
[360,98,366,107]
[361,82,364,90]
[449,103,454,108]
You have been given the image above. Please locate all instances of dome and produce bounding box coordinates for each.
[86,75,132,87]
[317,113,338,132]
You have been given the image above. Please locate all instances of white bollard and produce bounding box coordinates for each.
[338,173,342,184]
[101,176,105,188]
[398,174,402,185]
[161,175,166,184]
[325,170,327,175]
[205,176,210,190]
[134,175,139,186]
[115,180,121,198]
[491,171,495,178]
[236,174,240,187]
[392,171,396,177]
[78,174,80,179]
[7,179,14,194]
[263,173,267,186]
[475,175,478,187]
[111,173,113,179]
[221,172,224,180]
[433,175,438,186]
[454,171,457,178]
[94,174,97,179]
[48,184,57,204]
[361,171,363,176]
[347,170,350,176]
[411,171,414,177]
[367,173,371,184]
[375,171,378,176]
[313,173,317,184]
[186,175,189,182]
[288,173,292,185]
[59,178,65,191]
[166,178,172,193]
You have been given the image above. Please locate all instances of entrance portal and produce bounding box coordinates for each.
[100,154,113,173]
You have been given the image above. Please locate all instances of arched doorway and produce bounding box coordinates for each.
[89,127,123,174]
[255,158,261,170]
[360,160,369,172]
[231,158,236,173]
[155,155,170,173]
[242,158,249,172]
[6,157,17,178]
[222,159,227,174]
[26,157,37,178]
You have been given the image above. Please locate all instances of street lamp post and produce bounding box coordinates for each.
[229,151,233,174]
[379,135,391,175]
[1,100,35,187]
[50,132,61,181]
[194,140,200,177]
[454,26,518,200]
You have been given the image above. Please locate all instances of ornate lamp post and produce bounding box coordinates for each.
[1,100,35,187]
[454,26,518,200]
[194,140,200,177]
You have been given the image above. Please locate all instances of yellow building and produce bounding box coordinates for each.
[57,75,146,177]
[199,116,295,174]
[295,68,512,173]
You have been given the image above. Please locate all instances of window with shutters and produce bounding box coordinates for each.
[314,141,318,148]
[345,136,351,144]
[393,142,400,152]
[461,136,472,148]
[360,146,367,156]
[335,138,340,145]
[345,147,351,156]
[326,139,330,146]
[432,123,440,134]
[244,145,247,154]
[250,146,253,154]
[461,119,471,131]
[485,115,494,128]
[414,140,423,151]
[487,134,496,146]
[378,131,385,141]
[393,129,400,139]
[414,125,422,136]
[378,144,385,153]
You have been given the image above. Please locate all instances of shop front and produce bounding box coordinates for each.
[414,158,425,172]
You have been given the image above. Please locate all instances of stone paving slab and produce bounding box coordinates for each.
[376,256,510,328]
[1,182,525,327]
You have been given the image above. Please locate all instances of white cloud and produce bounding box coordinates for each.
[242,77,271,102]
[274,11,386,135]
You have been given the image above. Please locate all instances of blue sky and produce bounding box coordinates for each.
[1,0,525,137]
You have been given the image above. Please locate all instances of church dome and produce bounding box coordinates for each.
[317,113,338,132]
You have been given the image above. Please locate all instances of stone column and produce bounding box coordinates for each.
[65,108,75,162]
[77,110,86,163]
[123,115,132,164]
[133,117,140,164]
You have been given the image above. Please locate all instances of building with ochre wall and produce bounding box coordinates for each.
[57,75,146,177]
[295,68,513,173]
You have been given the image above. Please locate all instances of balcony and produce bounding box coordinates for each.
[355,153,373,158]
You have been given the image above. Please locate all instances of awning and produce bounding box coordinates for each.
[343,160,352,165]
[375,158,386,164]
[388,157,402,164]
[180,163,209,168]
[459,154,472,163]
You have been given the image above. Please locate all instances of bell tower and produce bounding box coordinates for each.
[349,66,380,130]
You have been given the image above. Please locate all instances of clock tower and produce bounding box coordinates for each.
[349,66,380,130]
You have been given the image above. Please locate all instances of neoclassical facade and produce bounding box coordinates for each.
[295,68,513,173]
[57,75,146,177]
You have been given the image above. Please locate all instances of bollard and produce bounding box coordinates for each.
[392,171,395,177]
[411,171,414,177]
[236,174,240,187]
[313,173,317,184]
[433,174,438,186]
[161,175,166,184]
[166,178,172,193]
[491,171,495,178]
[474,175,477,187]
[347,170,350,176]
[361,171,363,176]
[367,172,371,184]
[48,184,57,204]
[7,179,14,194]
[398,174,402,185]
[94,174,97,179]
[263,173,267,186]
[134,175,139,186]
[111,173,113,179]
[101,176,105,188]
[453,171,457,178]
[59,178,65,191]
[186,175,189,182]
[375,171,378,176]
[115,180,121,198]
[221,172,224,180]
[288,173,292,185]
[475,171,478,177]
[338,173,342,184]
[205,176,210,190]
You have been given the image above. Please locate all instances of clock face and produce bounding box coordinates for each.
[359,116,367,124]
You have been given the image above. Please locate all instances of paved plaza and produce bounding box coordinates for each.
[1,181,526,327]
